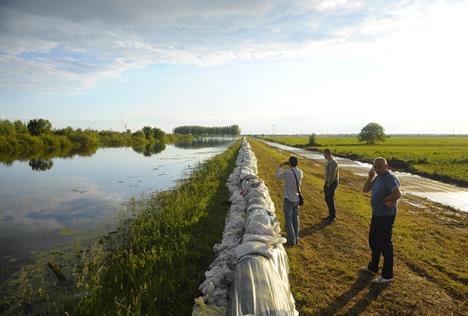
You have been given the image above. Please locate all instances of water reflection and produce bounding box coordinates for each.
[175,137,235,149]
[132,142,166,157]
[0,143,231,284]
[29,158,54,171]
[0,145,99,167]
[3,138,234,172]
[4,142,170,171]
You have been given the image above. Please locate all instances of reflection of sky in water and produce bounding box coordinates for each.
[263,140,468,212]
[0,144,230,278]
[409,192,468,211]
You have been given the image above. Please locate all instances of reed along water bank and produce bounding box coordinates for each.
[73,139,241,315]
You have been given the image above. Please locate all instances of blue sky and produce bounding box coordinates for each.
[1,0,467,134]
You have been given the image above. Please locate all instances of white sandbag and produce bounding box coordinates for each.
[193,138,297,315]
[234,240,274,260]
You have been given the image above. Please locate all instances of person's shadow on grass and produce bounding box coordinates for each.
[300,219,329,237]
[342,283,390,315]
[313,272,389,315]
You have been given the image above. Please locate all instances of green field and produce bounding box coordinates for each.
[261,135,468,186]
[249,138,467,315]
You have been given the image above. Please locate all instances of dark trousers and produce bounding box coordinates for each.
[368,215,396,279]
[324,180,338,219]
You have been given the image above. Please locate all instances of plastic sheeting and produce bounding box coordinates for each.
[193,138,298,316]
[228,255,296,316]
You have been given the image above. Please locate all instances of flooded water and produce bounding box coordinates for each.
[262,140,468,212]
[0,141,232,282]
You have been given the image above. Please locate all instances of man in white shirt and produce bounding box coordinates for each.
[275,156,303,246]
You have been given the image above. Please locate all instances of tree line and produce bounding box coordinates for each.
[0,119,193,163]
[173,125,240,136]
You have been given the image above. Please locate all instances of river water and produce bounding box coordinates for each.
[262,140,468,212]
[0,141,232,283]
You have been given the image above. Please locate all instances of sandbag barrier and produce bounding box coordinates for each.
[193,138,298,316]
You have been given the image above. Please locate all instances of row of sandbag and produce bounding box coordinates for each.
[192,138,298,316]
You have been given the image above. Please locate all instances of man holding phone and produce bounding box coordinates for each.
[276,156,303,246]
[362,157,401,284]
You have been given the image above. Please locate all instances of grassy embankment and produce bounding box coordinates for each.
[249,138,467,315]
[262,136,468,187]
[72,139,240,315]
[1,140,240,315]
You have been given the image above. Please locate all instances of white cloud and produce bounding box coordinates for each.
[0,0,466,96]
[318,0,364,11]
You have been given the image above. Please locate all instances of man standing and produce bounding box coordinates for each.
[362,157,401,284]
[323,149,339,224]
[276,156,303,246]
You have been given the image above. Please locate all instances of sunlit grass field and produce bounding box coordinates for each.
[261,135,468,186]
[248,138,467,315]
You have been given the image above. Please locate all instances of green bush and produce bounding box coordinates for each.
[0,119,17,136]
[17,134,44,153]
[69,133,100,149]
[40,134,62,149]
[0,135,14,154]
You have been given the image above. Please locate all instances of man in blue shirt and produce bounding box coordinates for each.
[361,157,401,284]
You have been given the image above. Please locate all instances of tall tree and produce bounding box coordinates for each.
[153,127,165,142]
[14,120,28,134]
[308,133,317,146]
[142,126,154,140]
[27,119,52,136]
[358,122,386,144]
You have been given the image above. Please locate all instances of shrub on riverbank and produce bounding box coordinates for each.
[74,140,240,315]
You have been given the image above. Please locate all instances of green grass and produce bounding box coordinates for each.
[73,140,241,316]
[59,229,79,236]
[249,138,468,315]
[261,135,468,186]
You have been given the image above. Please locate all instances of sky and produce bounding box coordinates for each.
[1,0,467,134]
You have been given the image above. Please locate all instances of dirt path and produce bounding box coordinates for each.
[249,138,467,315]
